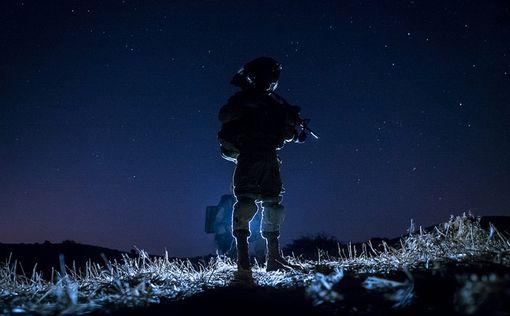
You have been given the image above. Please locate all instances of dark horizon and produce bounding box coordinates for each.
[1,0,509,258]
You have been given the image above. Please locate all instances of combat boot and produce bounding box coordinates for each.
[263,231,297,272]
[233,230,251,271]
[232,230,253,284]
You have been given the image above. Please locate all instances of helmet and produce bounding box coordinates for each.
[230,56,282,91]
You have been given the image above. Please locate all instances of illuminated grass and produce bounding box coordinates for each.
[317,212,510,272]
[1,213,508,315]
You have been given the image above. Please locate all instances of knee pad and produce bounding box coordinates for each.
[232,197,257,232]
[261,195,283,205]
[234,197,257,213]
[261,199,285,232]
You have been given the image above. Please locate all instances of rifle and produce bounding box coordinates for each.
[299,118,320,139]
[269,91,320,141]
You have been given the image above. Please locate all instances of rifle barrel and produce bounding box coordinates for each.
[300,121,320,139]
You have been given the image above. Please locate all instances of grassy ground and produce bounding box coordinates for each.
[1,213,509,315]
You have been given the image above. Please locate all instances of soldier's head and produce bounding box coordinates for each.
[230,56,282,92]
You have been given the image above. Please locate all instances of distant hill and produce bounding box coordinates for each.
[0,240,217,281]
[0,240,142,280]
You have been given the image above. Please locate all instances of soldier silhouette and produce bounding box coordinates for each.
[217,56,308,274]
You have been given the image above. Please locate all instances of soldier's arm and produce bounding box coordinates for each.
[218,93,255,123]
[282,105,304,142]
[218,103,241,123]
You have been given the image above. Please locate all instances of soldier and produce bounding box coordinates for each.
[217,56,308,273]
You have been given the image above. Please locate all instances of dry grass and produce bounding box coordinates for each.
[313,212,510,273]
[1,213,509,315]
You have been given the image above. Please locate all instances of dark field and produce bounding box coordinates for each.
[1,215,509,316]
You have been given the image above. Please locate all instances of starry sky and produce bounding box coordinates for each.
[1,0,509,258]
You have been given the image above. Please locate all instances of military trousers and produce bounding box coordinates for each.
[232,150,285,235]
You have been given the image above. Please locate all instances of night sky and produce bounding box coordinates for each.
[1,1,509,258]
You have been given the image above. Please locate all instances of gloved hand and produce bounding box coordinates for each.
[294,130,307,143]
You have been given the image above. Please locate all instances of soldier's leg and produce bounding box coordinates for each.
[260,196,290,271]
[232,196,257,271]
[257,152,291,271]
[232,153,264,272]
